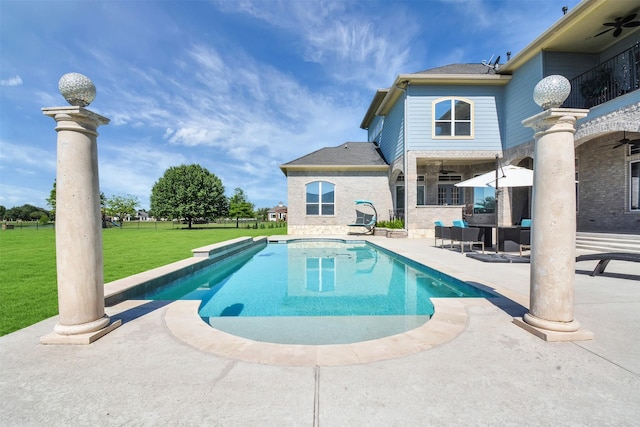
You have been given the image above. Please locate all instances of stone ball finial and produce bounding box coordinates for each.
[58,72,96,107]
[533,75,571,110]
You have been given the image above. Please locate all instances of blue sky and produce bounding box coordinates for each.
[0,0,581,211]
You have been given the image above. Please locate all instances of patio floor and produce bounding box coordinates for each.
[1,236,639,426]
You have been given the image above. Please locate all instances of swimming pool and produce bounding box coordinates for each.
[138,239,491,345]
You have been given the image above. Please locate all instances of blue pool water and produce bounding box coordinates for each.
[140,240,492,344]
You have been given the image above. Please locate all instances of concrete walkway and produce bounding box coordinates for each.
[1,237,639,426]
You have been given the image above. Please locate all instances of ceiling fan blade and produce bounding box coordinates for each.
[594,28,613,37]
[620,13,637,24]
[613,27,623,37]
[623,21,640,28]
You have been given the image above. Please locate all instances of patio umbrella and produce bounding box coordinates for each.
[455,162,533,254]
[455,165,533,188]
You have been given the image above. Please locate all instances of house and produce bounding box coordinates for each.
[280,142,391,234]
[268,202,288,222]
[281,0,640,236]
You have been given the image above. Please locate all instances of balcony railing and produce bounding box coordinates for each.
[564,43,639,109]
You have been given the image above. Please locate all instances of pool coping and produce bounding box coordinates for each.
[157,297,495,366]
[104,235,527,367]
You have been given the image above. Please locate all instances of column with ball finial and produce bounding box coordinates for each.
[513,75,592,341]
[41,73,121,344]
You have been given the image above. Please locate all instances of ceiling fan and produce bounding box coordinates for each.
[610,131,640,149]
[594,13,640,38]
[438,161,456,174]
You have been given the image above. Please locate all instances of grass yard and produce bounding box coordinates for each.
[0,223,284,336]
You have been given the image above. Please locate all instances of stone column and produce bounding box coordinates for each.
[40,74,120,344]
[513,75,592,341]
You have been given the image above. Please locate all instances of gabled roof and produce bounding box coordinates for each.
[280,142,389,176]
[415,63,497,75]
[360,69,511,129]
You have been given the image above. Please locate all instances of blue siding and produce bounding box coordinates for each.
[405,85,503,152]
[543,51,597,80]
[600,37,638,62]
[578,90,640,126]
[504,53,544,149]
[378,96,404,163]
[368,115,384,143]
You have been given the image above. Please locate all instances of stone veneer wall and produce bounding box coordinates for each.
[286,170,393,235]
[574,102,640,232]
[576,134,640,231]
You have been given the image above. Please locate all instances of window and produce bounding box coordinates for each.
[306,257,335,292]
[306,181,334,215]
[473,186,495,213]
[433,98,473,138]
[631,161,640,211]
[417,175,426,205]
[395,174,405,212]
[438,175,462,205]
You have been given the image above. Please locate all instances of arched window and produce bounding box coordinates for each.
[433,98,473,138]
[306,181,335,215]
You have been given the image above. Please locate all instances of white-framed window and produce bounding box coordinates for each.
[417,175,426,205]
[306,181,335,216]
[433,97,473,138]
[631,161,640,211]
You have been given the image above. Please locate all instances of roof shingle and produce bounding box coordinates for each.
[281,142,388,167]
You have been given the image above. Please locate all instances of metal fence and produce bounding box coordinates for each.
[564,43,639,109]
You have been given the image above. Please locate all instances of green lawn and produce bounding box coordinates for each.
[0,222,285,336]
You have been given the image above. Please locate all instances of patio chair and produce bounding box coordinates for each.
[451,220,485,254]
[434,220,452,248]
[516,219,531,256]
[518,229,531,256]
[348,210,376,234]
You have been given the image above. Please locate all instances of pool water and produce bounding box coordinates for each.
[140,240,491,344]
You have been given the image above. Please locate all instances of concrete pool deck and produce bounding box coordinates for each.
[1,236,639,425]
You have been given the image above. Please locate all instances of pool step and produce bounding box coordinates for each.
[576,232,640,254]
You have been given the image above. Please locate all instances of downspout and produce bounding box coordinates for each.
[396,80,409,232]
[495,154,500,253]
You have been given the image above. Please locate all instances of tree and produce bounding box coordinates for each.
[255,207,269,222]
[46,180,56,218]
[5,204,49,221]
[0,205,6,220]
[228,187,255,228]
[150,164,228,229]
[104,194,139,223]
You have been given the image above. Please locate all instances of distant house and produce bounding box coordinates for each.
[137,210,150,221]
[281,0,640,236]
[267,202,288,222]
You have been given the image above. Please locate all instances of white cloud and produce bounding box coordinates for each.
[212,0,419,88]
[0,141,56,172]
[0,75,22,86]
[0,183,48,208]
[98,141,189,209]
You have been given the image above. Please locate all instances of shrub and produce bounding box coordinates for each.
[376,219,404,229]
